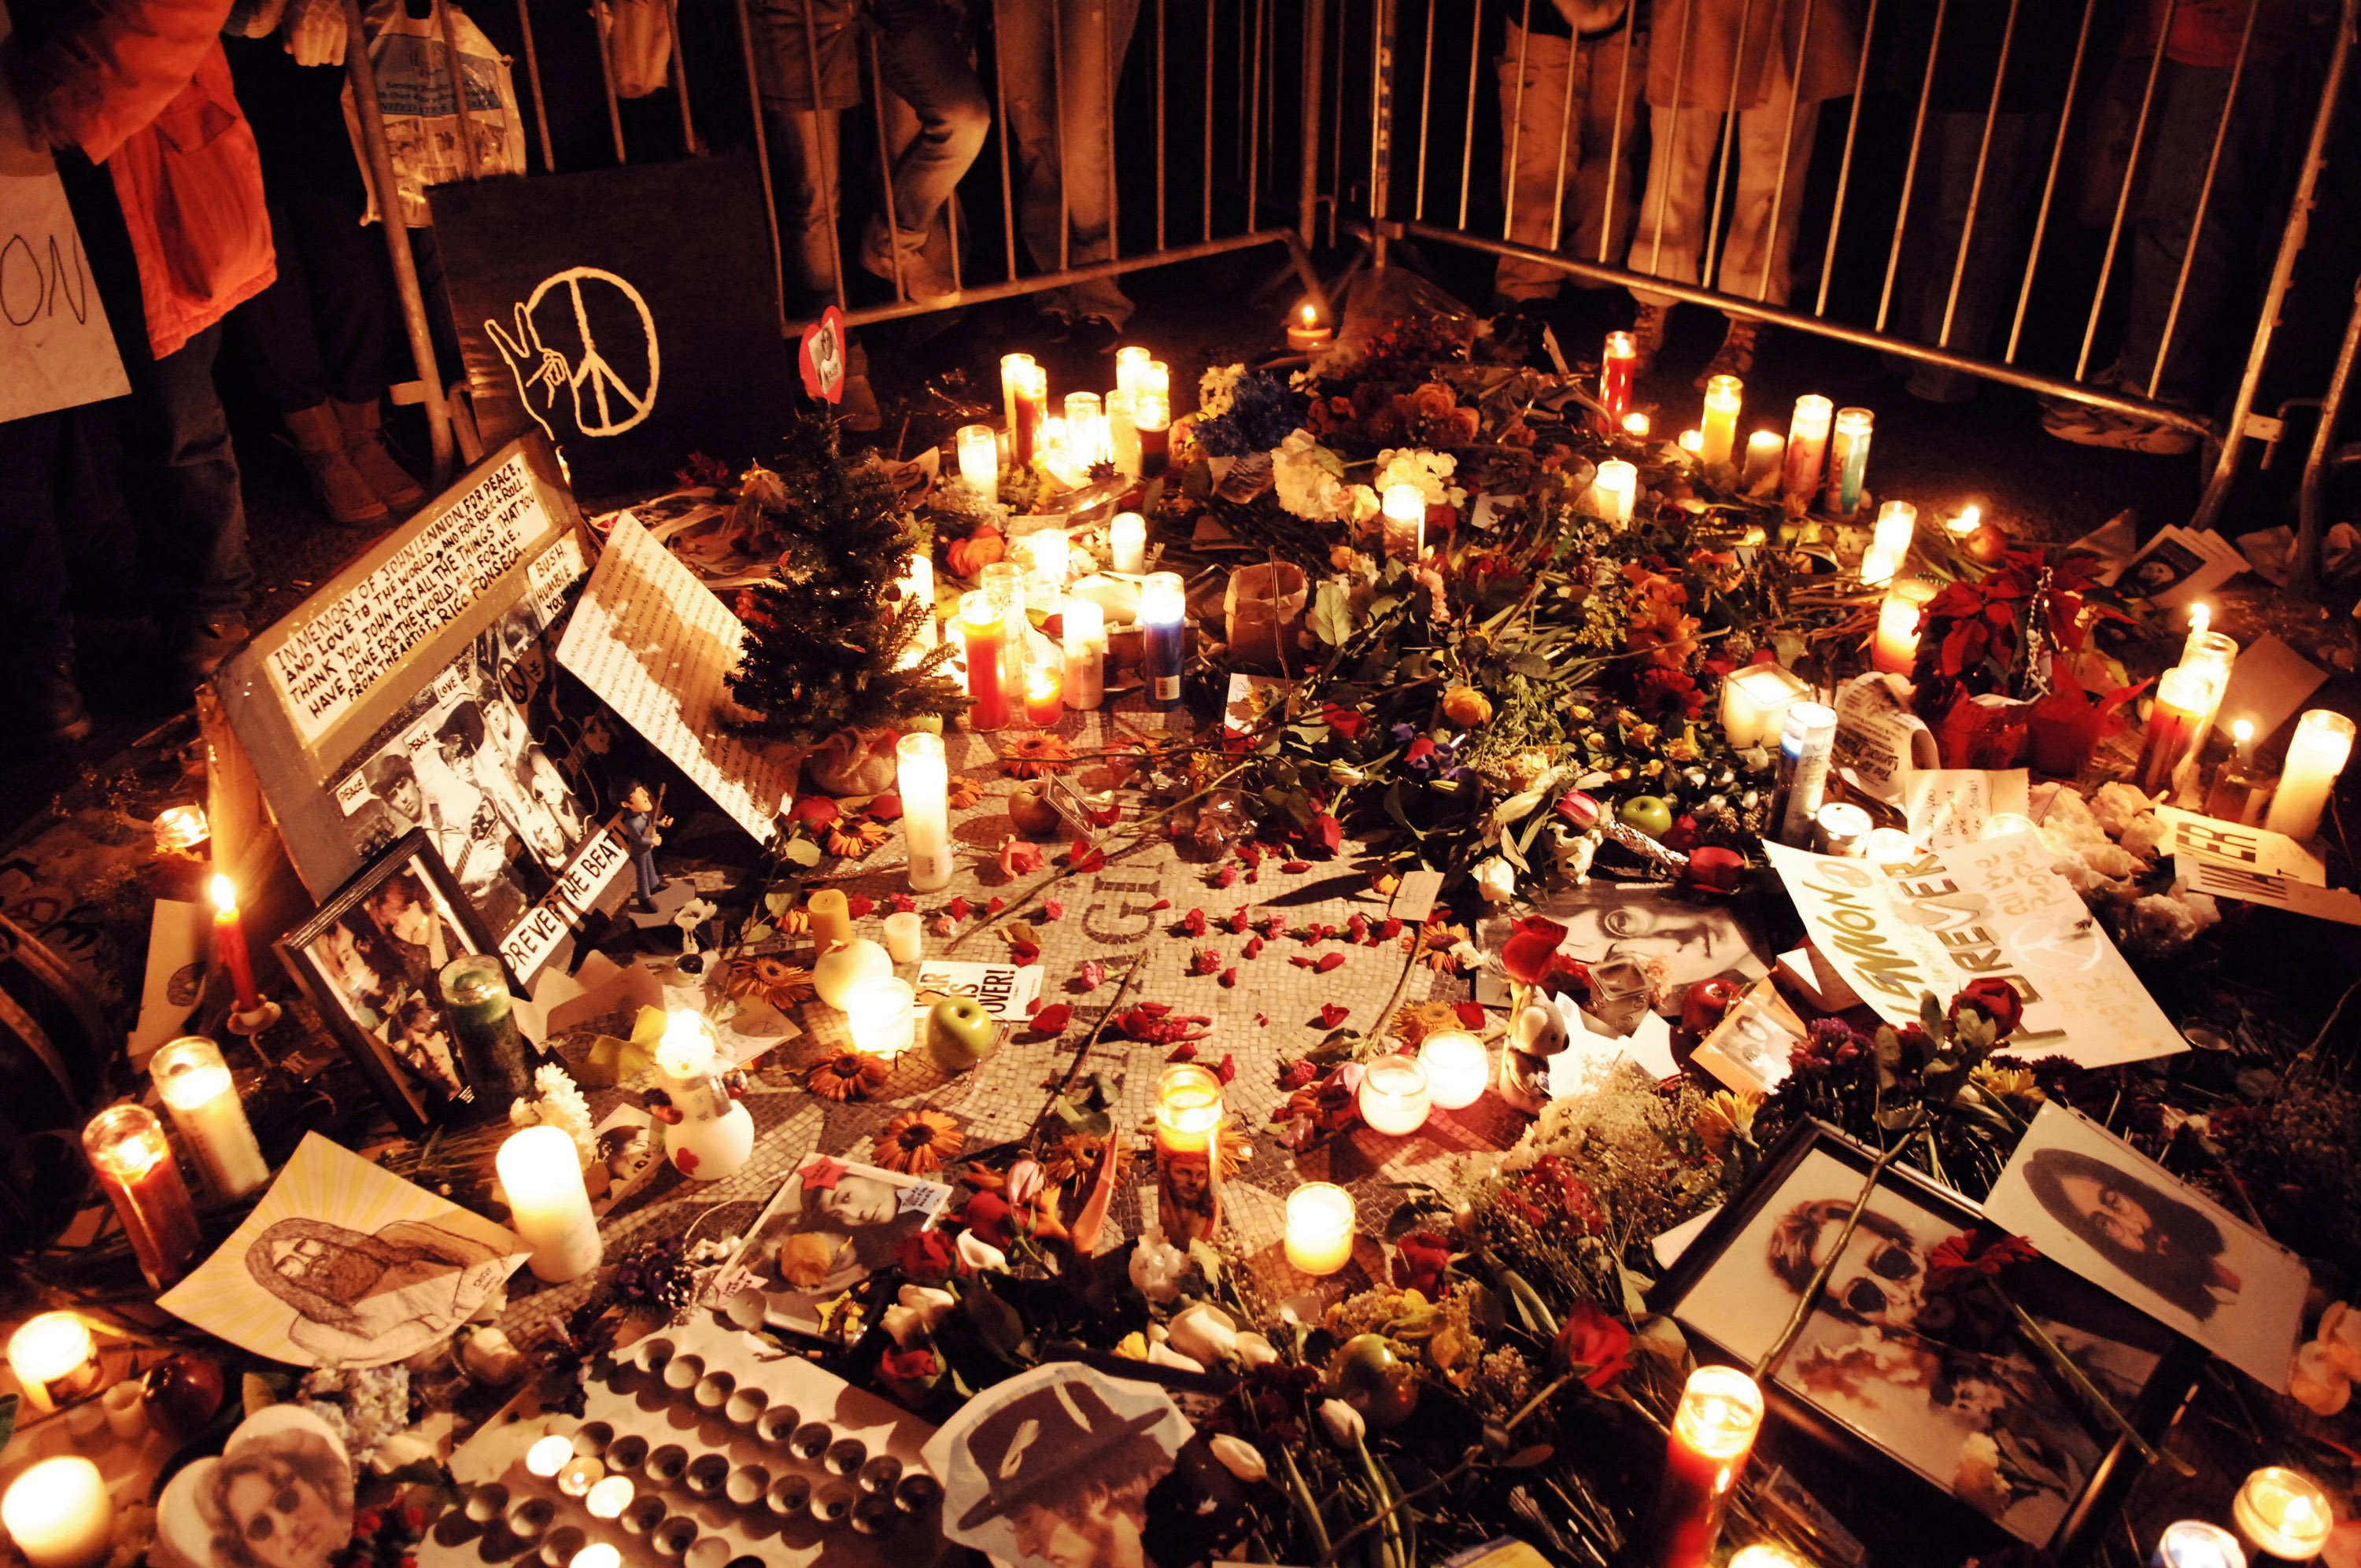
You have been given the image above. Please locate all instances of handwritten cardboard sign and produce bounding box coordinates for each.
[2153,806,2326,885]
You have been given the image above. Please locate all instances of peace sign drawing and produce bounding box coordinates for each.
[486,267,660,441]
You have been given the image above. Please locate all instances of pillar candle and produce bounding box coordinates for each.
[2265,708,2355,841]
[981,561,1029,714]
[999,353,1036,436]
[1782,394,1833,510]
[441,953,533,1107]
[2157,1524,2248,1568]
[1829,407,1874,515]
[1012,363,1048,464]
[1592,459,1638,526]
[1062,597,1106,709]
[956,424,999,505]
[1775,702,1840,847]
[807,888,853,950]
[1718,662,1809,749]
[1699,374,1742,467]
[8,1313,100,1414]
[1110,511,1148,574]
[1107,390,1140,477]
[1025,659,1064,727]
[1134,392,1171,480]
[1357,1053,1432,1135]
[1115,345,1153,400]
[655,1011,754,1181]
[209,873,262,1016]
[1382,481,1426,559]
[844,976,918,1058]
[959,592,1008,731]
[1623,411,1651,440]
[1286,303,1332,352]
[2137,666,2211,795]
[151,1035,268,1197]
[1142,570,1187,707]
[1154,1062,1224,1245]
[882,910,924,963]
[2231,1467,2333,1562]
[2,1457,114,1568]
[83,1103,200,1289]
[1742,430,1783,488]
[497,1124,602,1282]
[1601,330,1636,422]
[1646,1367,1764,1568]
[896,732,953,892]
[1282,1182,1355,1275]
[1872,578,1936,674]
[1418,1031,1489,1110]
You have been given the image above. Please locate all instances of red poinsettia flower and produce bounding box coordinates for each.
[1635,666,1705,720]
[1552,1301,1632,1391]
[1391,1231,1454,1299]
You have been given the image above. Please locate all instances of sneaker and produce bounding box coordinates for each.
[1628,301,1671,377]
[841,373,883,434]
[179,619,250,684]
[859,215,961,308]
[2039,399,2198,455]
[1066,315,1123,355]
[1698,318,1762,385]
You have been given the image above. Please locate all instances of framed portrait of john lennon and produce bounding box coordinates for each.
[1651,1121,2202,1566]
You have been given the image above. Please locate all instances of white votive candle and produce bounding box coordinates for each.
[1718,662,1810,749]
[1025,528,1071,584]
[1863,827,1917,863]
[2,1458,113,1568]
[844,977,918,1058]
[1283,1182,1356,1275]
[898,730,954,892]
[1382,482,1426,559]
[1418,1031,1489,1110]
[497,1124,601,1282]
[1062,596,1106,709]
[2232,1467,2333,1562]
[2156,1522,2248,1568]
[1592,459,1638,526]
[1110,511,1148,574]
[2264,709,2354,841]
[151,1035,269,1197]
[1357,1053,1431,1135]
[1742,430,1783,488]
[585,1478,635,1522]
[526,1435,575,1477]
[882,911,924,964]
[8,1313,98,1414]
[957,424,999,506]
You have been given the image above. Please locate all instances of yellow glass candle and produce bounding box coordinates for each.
[1418,1030,1489,1110]
[1107,389,1140,476]
[2138,666,2211,795]
[2,1458,113,1568]
[1110,511,1148,574]
[1699,374,1742,467]
[8,1313,99,1414]
[1782,395,1833,508]
[2233,1467,2334,1561]
[1283,1182,1356,1275]
[999,352,1036,434]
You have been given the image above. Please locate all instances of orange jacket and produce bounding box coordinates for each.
[11,0,275,358]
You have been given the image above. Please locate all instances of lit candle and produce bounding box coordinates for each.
[844,976,918,1058]
[1946,503,1983,541]
[151,1035,268,1198]
[1591,459,1638,526]
[1727,1549,1812,1568]
[1679,428,1704,458]
[1025,528,1071,584]
[82,1102,199,1289]
[556,1455,604,1497]
[1742,430,1783,488]
[8,1313,99,1414]
[442,953,534,1106]
[1871,578,1936,674]
[1646,1367,1764,1568]
[1775,702,1841,847]
[1699,374,1742,467]
[2189,601,2211,638]
[1139,360,1171,403]
[1863,827,1916,863]
[1282,1182,1356,1275]
[497,1123,600,1282]
[1134,392,1171,480]
[1357,1053,1432,1135]
[209,873,262,1016]
[1039,415,1069,468]
[2137,666,2211,795]
[1718,663,1810,749]
[1142,570,1187,707]
[881,910,924,963]
[2266,708,2356,841]
[1871,499,1916,566]
[1783,395,1833,510]
[1623,411,1651,440]
[2157,1523,2249,1568]
[1062,596,1106,709]
[1286,303,1332,352]
[2207,719,2274,826]
[901,549,937,648]
[2,1457,113,1568]
[654,1011,754,1182]
[526,1434,575,1477]
[1154,1062,1225,1245]
[1418,1031,1489,1110]
[999,352,1036,436]
[153,804,209,854]
[958,592,1008,732]
[1110,511,1148,574]
[1828,407,1874,515]
[896,732,953,892]
[1025,660,1064,727]
[985,557,1032,712]
[1012,362,1048,465]
[1601,330,1637,423]
[1107,390,1140,477]
[1115,345,1154,400]
[1816,802,1872,856]
[956,423,999,506]
[1382,481,1427,559]
[2232,1467,2333,1562]
[807,888,854,950]
[2181,629,2238,738]
[1063,392,1106,466]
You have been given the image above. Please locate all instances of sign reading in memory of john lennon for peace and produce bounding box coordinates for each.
[1763,832,2186,1069]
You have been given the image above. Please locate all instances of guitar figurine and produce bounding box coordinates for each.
[618,782,674,913]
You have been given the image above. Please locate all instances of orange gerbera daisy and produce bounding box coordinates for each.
[1002,734,1075,778]
[873,1109,964,1175]
[947,774,985,810]
[825,818,891,858]
[807,1050,891,1101]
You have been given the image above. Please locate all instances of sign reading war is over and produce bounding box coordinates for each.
[429,154,796,500]
[1762,832,2187,1070]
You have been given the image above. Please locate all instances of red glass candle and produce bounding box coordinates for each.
[1646,1367,1764,1568]
[2137,666,2209,796]
[1135,392,1171,481]
[1601,331,1636,424]
[209,874,262,1014]
[1012,367,1048,465]
[83,1104,201,1289]
[959,592,1009,732]
[1025,662,1063,727]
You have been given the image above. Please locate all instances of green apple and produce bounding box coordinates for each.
[1618,795,1674,837]
[927,997,998,1072]
[1007,783,1063,839]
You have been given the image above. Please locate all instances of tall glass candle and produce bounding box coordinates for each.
[1141,570,1187,707]
[1381,482,1426,559]
[1357,1053,1432,1134]
[1107,390,1140,476]
[2157,1523,2248,1568]
[1775,702,1840,847]
[655,1011,754,1181]
[209,873,262,1016]
[497,1123,602,1282]
[896,731,953,891]
[1646,1367,1764,1568]
[1012,363,1048,464]
[1025,528,1071,585]
[1829,407,1874,515]
[152,1035,268,1197]
[1592,459,1638,526]
[1718,662,1809,749]
[2267,708,2356,840]
[2232,1467,2333,1562]
[999,352,1036,435]
[1783,395,1834,510]
[959,592,1009,732]
[1283,1182,1355,1275]
[83,1103,200,1289]
[1138,360,1170,403]
[1699,374,1742,467]
[2138,666,2211,795]
[1115,345,1153,400]
[844,976,918,1058]
[2,1457,113,1568]
[2181,629,2237,738]
[1871,499,1916,566]
[900,549,937,648]
[1110,511,1148,574]
[1135,392,1171,479]
[1418,1031,1489,1110]
[1872,578,1936,674]
[1601,330,1636,422]
[1154,1062,1224,1245]
[8,1313,100,1414]
[2207,720,2274,825]
[956,423,999,505]
[981,561,1029,715]
[1063,392,1105,465]
[442,954,532,1107]
[1742,430,1783,488]
[1062,597,1106,709]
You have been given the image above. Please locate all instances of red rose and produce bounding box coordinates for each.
[961,1190,1017,1249]
[787,795,841,830]
[1551,1302,1631,1391]
[896,1228,957,1285]
[876,1343,941,1406]
[1500,916,1569,987]
[1391,1230,1454,1300]
[1682,847,1744,895]
[1950,978,2024,1039]
[1926,1229,2039,1296]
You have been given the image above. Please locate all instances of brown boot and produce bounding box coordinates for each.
[333,397,427,509]
[285,404,388,526]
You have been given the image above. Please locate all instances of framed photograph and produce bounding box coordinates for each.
[1692,980,1806,1096]
[737,1154,953,1339]
[275,830,508,1133]
[1653,1120,2202,1564]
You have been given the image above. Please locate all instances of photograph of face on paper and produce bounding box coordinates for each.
[1986,1104,2307,1387]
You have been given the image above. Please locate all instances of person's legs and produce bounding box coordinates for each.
[1711,84,1818,308]
[1002,0,1139,326]
[1493,20,1579,303]
[1569,20,1647,280]
[762,98,848,309]
[1905,108,2056,400]
[863,0,988,303]
[1625,101,1716,369]
[0,412,91,743]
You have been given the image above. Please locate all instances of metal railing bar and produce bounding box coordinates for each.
[1938,0,2019,347]
[1700,0,1757,293]
[1598,0,1635,264]
[1644,0,1695,275]
[1875,0,1945,333]
[799,2,848,313]
[731,0,786,334]
[664,0,696,153]
[1812,0,1877,315]
[2149,0,2262,400]
[2004,0,2097,364]
[593,0,627,160]
[1413,0,1435,221]
[1504,0,1533,241]
[1249,0,1265,233]
[1300,0,1326,245]
[990,0,1021,281]
[840,225,1296,325]
[867,33,908,303]
[1051,0,1069,269]
[1158,0,1170,252]
[1456,0,1480,231]
[1206,0,1219,239]
[514,0,556,171]
[2078,0,2179,381]
[1758,0,1817,298]
[1546,0,1578,253]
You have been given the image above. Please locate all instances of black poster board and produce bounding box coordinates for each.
[428,155,795,501]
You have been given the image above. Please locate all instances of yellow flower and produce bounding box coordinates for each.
[1970,1062,2044,1106]
[1442,687,1494,727]
[1114,1331,1151,1360]
[1697,1089,1762,1157]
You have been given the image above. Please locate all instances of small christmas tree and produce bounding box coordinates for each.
[726,409,964,740]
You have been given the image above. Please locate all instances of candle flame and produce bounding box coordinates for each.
[1299,303,1317,327]
[1622,411,1650,437]
[209,873,236,913]
[1679,429,1704,452]
[2234,718,2254,743]
[2189,602,2211,636]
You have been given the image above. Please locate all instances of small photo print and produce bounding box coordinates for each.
[741,1155,951,1337]
[1517,882,1772,995]
[1692,980,1807,1095]
[2121,537,2207,602]
[1985,1102,2308,1387]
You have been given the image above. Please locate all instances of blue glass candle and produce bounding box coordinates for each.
[1830,407,1873,516]
[1141,570,1186,707]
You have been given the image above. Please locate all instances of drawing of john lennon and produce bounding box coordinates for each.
[245,1218,512,1363]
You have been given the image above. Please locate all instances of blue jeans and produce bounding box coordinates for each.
[996,0,1140,323]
